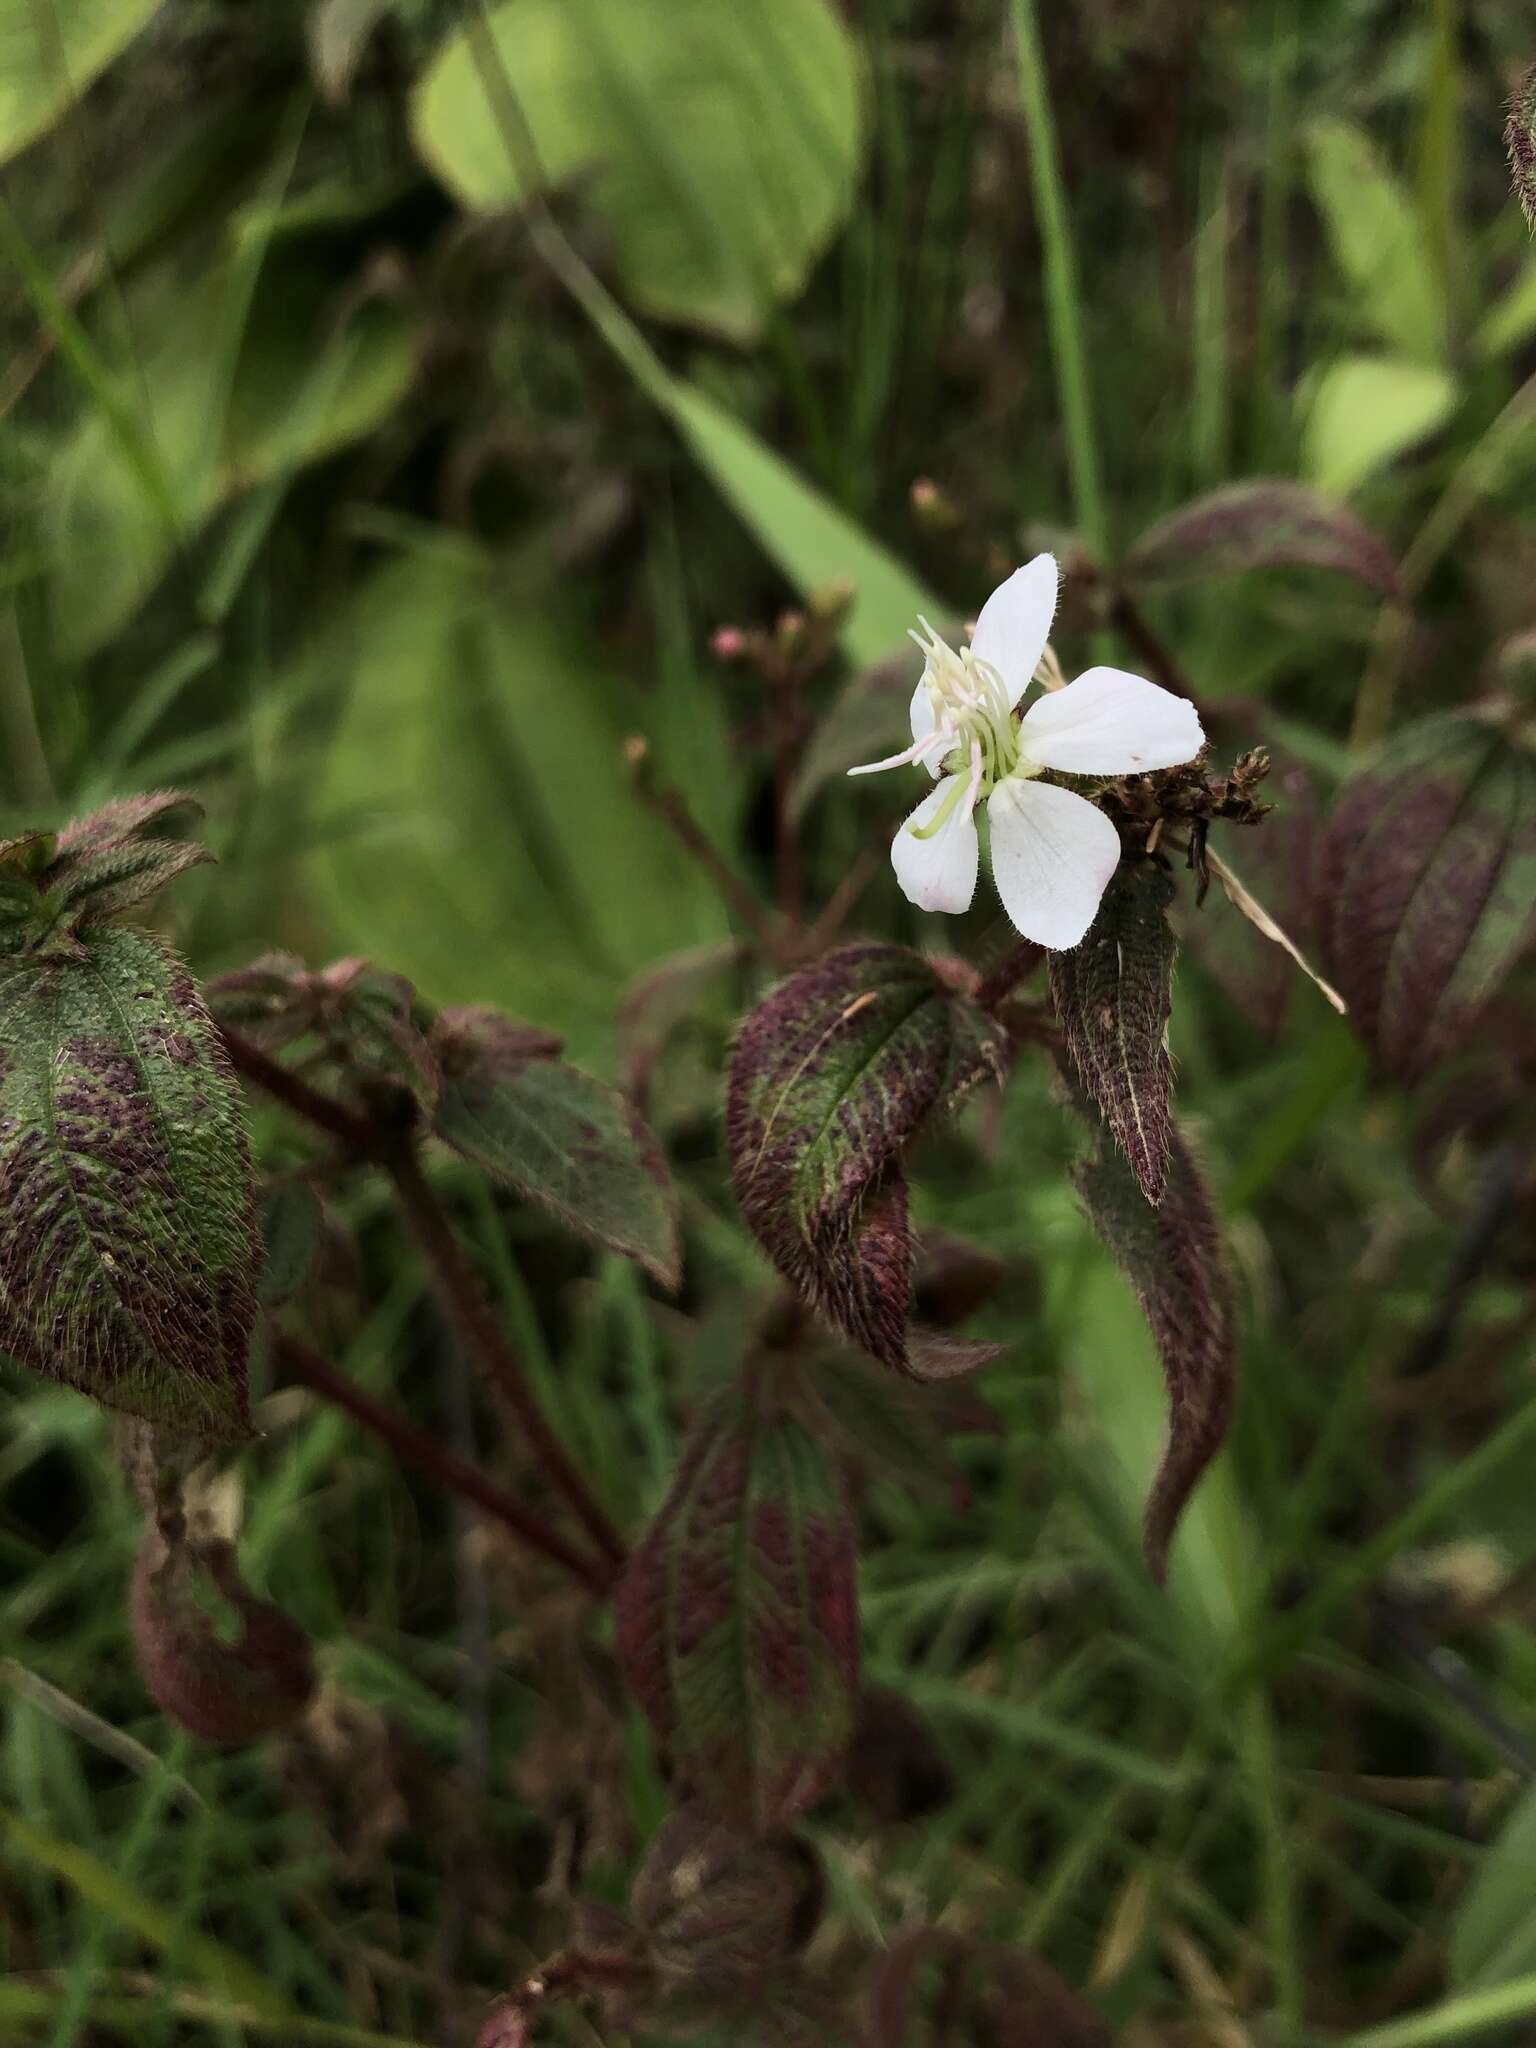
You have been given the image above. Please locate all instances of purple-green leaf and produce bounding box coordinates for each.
[1315,716,1536,1081]
[0,926,259,1440]
[726,944,1000,1376]
[429,1006,679,1288]
[1123,480,1400,597]
[319,958,440,1108]
[1069,1087,1235,1582]
[615,1381,859,1834]
[1050,859,1177,1203]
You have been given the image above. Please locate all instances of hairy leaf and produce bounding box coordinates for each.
[1123,480,1400,596]
[317,959,440,1108]
[0,791,209,950]
[0,927,259,1439]
[794,1348,962,1502]
[1050,860,1178,1203]
[1508,63,1536,229]
[1069,1090,1235,1582]
[56,791,203,854]
[726,944,1000,1376]
[131,1532,314,1743]
[205,952,314,1050]
[1315,717,1536,1081]
[615,1382,859,1833]
[630,1803,814,1996]
[430,1007,679,1288]
[49,838,212,922]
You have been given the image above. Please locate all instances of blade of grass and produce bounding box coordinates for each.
[1008,0,1108,559]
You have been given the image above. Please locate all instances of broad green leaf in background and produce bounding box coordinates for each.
[1452,1780,1536,1989]
[42,255,415,657]
[411,0,864,343]
[1300,354,1458,499]
[1302,117,1445,362]
[0,0,162,167]
[298,546,723,1067]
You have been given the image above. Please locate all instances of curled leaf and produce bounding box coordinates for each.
[1068,1085,1235,1582]
[429,1006,679,1287]
[131,1532,315,1743]
[0,927,259,1440]
[1049,859,1177,1203]
[317,958,440,1108]
[0,791,210,949]
[630,1802,817,1997]
[726,944,1000,1376]
[1314,715,1536,1080]
[616,1381,859,1834]
[1123,479,1400,597]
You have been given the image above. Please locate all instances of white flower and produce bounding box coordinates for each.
[848,555,1204,949]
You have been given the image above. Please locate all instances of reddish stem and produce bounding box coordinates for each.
[220,1027,373,1152]
[274,1332,614,1598]
[389,1148,628,1572]
[975,939,1046,1012]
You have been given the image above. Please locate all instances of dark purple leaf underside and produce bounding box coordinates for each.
[1124,479,1400,596]
[1316,718,1536,1080]
[1050,859,1177,1202]
[0,927,258,1439]
[615,1386,859,1835]
[1071,1093,1235,1582]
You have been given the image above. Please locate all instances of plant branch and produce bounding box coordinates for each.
[624,736,786,956]
[220,1026,374,1152]
[273,1331,614,1598]
[389,1147,628,1571]
[975,939,1046,1012]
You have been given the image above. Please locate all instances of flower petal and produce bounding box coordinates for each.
[1018,665,1204,777]
[987,777,1120,949]
[969,554,1058,707]
[891,776,980,915]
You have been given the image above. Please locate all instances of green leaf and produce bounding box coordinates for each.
[1068,1086,1235,1583]
[299,546,722,1064]
[0,927,259,1439]
[1302,117,1444,361]
[43,253,416,656]
[257,1181,324,1310]
[1300,353,1459,499]
[411,0,864,342]
[1123,479,1400,597]
[726,943,1001,1377]
[430,1005,680,1288]
[0,0,162,167]
[615,1382,859,1833]
[1050,860,1178,1203]
[1452,1781,1536,1988]
[1315,716,1536,1082]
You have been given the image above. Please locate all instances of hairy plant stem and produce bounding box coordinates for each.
[274,1332,614,1598]
[975,939,1046,1013]
[224,1025,627,1574]
[389,1147,628,1572]
[220,1027,374,1152]
[625,737,788,957]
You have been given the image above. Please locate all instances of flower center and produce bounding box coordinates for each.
[910,620,1037,796]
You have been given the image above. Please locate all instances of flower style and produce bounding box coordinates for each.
[849,555,1204,949]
